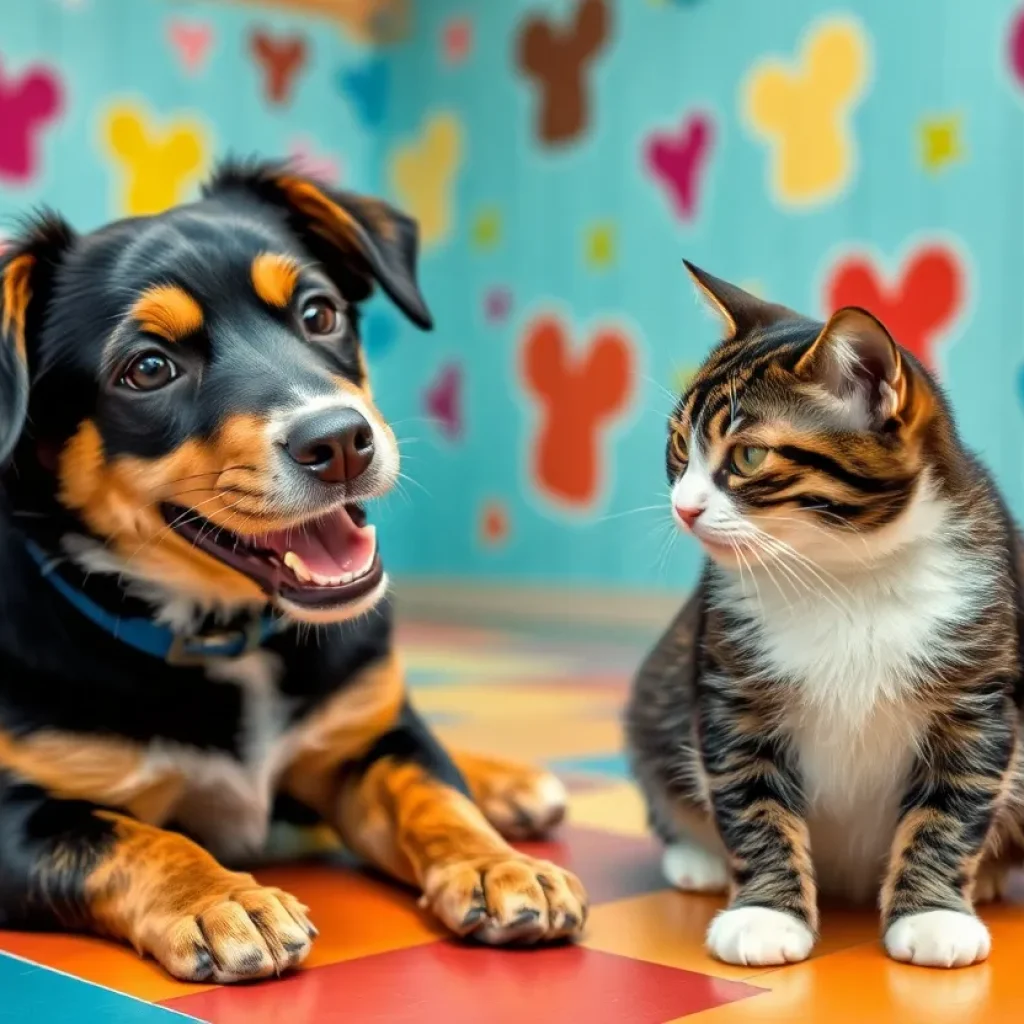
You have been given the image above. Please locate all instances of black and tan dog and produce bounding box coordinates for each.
[0,162,586,983]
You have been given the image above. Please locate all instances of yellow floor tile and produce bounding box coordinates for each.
[584,890,878,983]
[686,907,1024,1023]
[415,683,620,721]
[435,718,622,760]
[570,781,649,836]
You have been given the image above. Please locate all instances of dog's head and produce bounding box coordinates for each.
[0,161,431,625]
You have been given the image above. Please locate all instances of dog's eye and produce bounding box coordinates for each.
[301,296,342,338]
[120,352,179,391]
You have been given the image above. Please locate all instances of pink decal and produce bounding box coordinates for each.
[644,112,714,221]
[168,19,215,77]
[824,242,966,372]
[442,16,473,65]
[1011,8,1024,86]
[288,136,342,185]
[484,286,512,324]
[424,363,463,440]
[0,57,63,184]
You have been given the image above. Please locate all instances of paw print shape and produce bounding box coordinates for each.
[521,315,634,509]
[823,241,966,372]
[389,112,463,249]
[743,17,869,206]
[102,103,207,216]
[250,29,308,106]
[0,58,63,184]
[517,0,610,146]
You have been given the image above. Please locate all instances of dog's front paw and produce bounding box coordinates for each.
[136,878,317,983]
[422,854,588,944]
[884,910,990,968]
[706,906,814,967]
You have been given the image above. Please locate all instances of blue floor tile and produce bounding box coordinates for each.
[548,753,632,779]
[0,953,198,1023]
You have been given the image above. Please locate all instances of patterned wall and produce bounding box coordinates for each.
[0,1,374,233]
[371,0,1024,593]
[4,1,1024,595]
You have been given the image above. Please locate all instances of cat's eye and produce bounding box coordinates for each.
[670,430,688,463]
[730,445,768,475]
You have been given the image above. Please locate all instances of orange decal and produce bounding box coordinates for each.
[520,314,635,509]
[479,500,510,547]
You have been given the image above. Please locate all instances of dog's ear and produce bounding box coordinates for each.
[0,213,76,466]
[204,160,433,330]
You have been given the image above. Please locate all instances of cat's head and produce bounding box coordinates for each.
[668,262,951,573]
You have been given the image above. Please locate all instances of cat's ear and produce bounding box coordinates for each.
[683,260,797,339]
[795,307,904,427]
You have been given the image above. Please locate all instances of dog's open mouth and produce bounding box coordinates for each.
[162,502,383,608]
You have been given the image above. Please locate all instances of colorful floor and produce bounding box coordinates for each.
[3,618,1024,1023]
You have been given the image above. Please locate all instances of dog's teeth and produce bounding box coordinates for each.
[283,551,312,582]
[340,571,355,584]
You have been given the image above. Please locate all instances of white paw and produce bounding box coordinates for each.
[662,841,728,893]
[884,910,991,968]
[706,906,814,966]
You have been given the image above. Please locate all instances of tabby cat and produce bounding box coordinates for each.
[626,263,1024,969]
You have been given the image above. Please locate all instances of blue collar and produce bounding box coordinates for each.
[24,539,288,666]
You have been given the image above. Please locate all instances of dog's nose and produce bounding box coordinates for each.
[285,408,375,484]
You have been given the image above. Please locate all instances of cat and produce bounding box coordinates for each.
[626,262,1024,969]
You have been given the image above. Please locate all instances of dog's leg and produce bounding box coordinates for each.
[284,699,587,944]
[0,770,315,982]
[451,751,568,840]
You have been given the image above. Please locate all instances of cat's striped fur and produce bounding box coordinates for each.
[626,264,1024,969]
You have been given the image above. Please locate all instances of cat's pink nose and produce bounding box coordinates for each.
[675,506,703,529]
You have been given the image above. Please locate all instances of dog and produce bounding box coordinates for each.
[0,162,587,983]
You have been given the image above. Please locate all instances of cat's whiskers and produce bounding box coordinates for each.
[744,511,873,569]
[748,532,855,621]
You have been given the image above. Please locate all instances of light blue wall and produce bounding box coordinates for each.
[0,0,375,229]
[370,0,1024,593]
[4,1,1023,595]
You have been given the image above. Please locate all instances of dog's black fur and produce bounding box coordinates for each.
[0,163,585,983]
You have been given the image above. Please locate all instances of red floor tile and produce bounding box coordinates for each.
[164,942,765,1024]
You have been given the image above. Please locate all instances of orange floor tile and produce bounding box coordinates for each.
[2,617,1024,1022]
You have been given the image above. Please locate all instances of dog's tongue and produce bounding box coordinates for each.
[259,506,376,586]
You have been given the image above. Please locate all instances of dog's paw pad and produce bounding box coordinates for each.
[478,770,568,840]
[145,884,315,983]
[706,906,814,967]
[425,854,587,944]
[884,910,990,968]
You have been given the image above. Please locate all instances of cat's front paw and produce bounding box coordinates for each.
[884,910,990,968]
[706,906,814,966]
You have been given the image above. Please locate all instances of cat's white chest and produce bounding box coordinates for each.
[723,536,990,900]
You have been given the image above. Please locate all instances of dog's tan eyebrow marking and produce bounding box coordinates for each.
[252,252,301,309]
[132,285,203,342]
[2,253,35,363]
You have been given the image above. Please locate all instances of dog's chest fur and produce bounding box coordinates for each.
[719,531,992,900]
[140,650,295,861]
